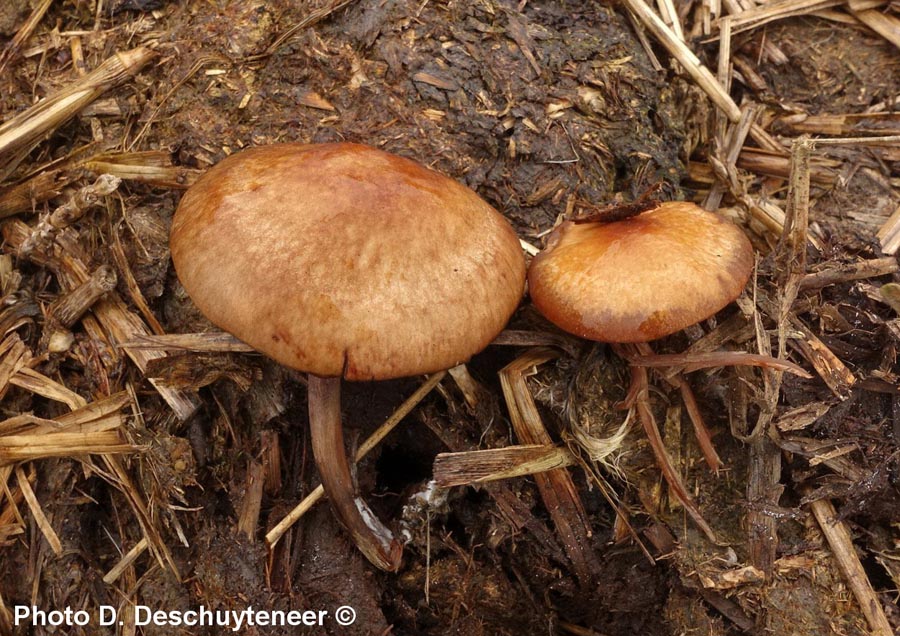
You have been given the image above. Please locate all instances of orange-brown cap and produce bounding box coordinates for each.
[527,201,753,342]
[170,142,525,380]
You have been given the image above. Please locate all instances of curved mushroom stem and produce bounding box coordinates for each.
[307,374,403,571]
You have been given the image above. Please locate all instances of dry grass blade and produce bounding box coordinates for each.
[710,0,844,34]
[266,371,446,548]
[0,0,54,75]
[237,460,265,540]
[735,148,838,185]
[99,454,180,579]
[678,377,723,470]
[774,402,832,432]
[0,392,128,435]
[876,203,900,255]
[808,497,894,636]
[623,0,742,121]
[58,391,132,424]
[85,151,202,189]
[447,363,483,410]
[15,464,61,556]
[110,228,165,336]
[10,367,88,410]
[776,112,900,136]
[0,431,132,465]
[103,537,149,585]
[433,444,575,487]
[0,390,135,464]
[491,329,582,358]
[120,332,255,352]
[246,0,355,62]
[500,348,598,584]
[0,47,156,174]
[0,592,9,635]
[0,335,29,396]
[656,0,686,39]
[704,105,759,210]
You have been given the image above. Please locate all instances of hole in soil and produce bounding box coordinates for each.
[375,443,435,495]
[861,552,895,591]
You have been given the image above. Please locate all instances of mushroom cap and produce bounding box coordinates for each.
[170,142,525,380]
[527,201,753,342]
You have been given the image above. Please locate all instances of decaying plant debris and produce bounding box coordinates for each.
[1,0,899,634]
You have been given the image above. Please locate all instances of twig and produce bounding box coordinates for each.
[799,257,899,291]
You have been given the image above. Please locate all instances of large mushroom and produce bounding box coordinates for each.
[170,142,526,571]
[527,201,754,342]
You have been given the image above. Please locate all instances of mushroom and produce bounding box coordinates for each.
[170,142,526,571]
[527,201,754,342]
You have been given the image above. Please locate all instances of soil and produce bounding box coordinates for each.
[1,1,899,635]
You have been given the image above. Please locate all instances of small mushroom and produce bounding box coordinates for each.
[170,142,526,571]
[527,201,754,342]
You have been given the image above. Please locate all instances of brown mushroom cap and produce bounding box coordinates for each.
[527,201,753,342]
[171,142,525,380]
